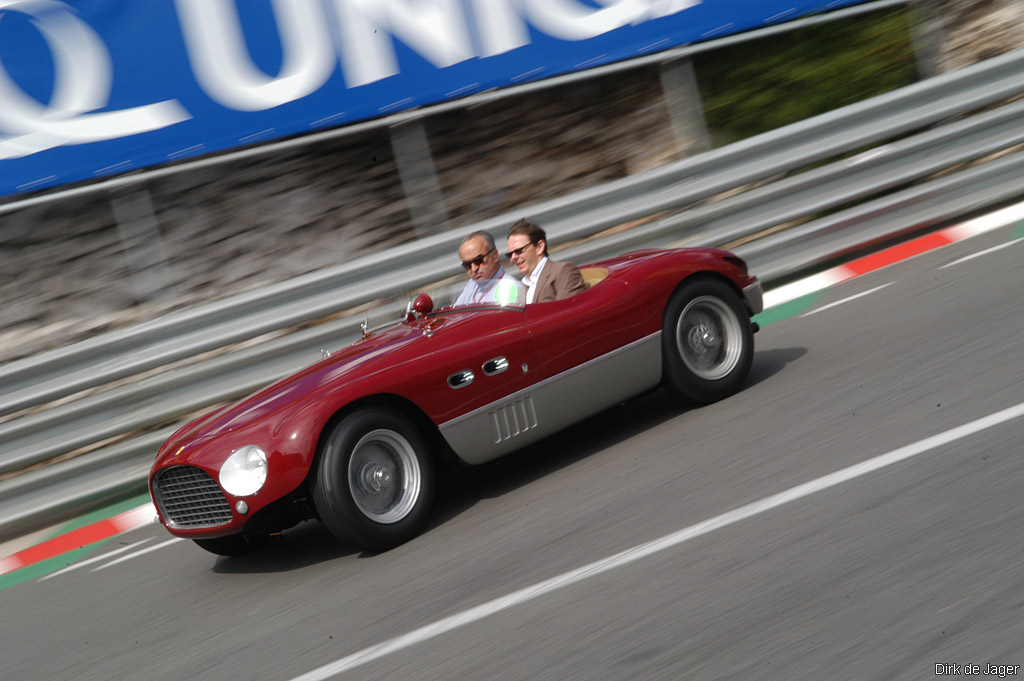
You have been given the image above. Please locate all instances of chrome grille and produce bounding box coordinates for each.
[154,466,232,528]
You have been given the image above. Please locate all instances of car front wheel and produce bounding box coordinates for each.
[662,277,754,404]
[312,408,435,552]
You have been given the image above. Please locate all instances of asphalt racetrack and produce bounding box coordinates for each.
[2,221,1023,681]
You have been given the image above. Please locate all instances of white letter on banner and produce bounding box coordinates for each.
[332,0,474,88]
[0,0,190,160]
[175,0,335,111]
[470,0,530,57]
[471,0,699,54]
[649,0,700,19]
[523,0,650,41]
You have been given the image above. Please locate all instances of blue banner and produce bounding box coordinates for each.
[0,0,870,197]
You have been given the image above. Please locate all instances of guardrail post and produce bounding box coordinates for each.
[908,0,946,78]
[109,184,178,306]
[390,119,451,238]
[659,56,712,155]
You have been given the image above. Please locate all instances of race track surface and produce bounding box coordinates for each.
[2,221,1023,681]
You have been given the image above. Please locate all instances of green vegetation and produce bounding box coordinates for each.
[695,8,919,144]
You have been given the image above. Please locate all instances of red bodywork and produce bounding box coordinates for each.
[149,249,758,539]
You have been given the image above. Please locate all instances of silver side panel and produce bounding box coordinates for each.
[440,332,662,465]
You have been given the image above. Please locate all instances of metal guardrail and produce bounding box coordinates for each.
[2,46,1024,539]
[4,45,1024,417]
[555,93,1024,272]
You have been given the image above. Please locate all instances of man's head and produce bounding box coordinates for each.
[506,218,547,276]
[459,231,501,283]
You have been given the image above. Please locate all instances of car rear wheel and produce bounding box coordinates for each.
[312,408,435,552]
[193,533,268,556]
[662,278,754,404]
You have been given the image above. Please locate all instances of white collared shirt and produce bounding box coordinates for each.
[522,256,548,304]
[454,269,523,306]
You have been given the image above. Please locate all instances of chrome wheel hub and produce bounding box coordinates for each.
[676,295,742,380]
[689,324,717,350]
[360,462,394,492]
[348,429,421,524]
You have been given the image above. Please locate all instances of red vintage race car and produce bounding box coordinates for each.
[149,248,762,555]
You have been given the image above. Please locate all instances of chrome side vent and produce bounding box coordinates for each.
[489,397,538,443]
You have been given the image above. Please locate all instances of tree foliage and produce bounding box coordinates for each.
[695,8,919,144]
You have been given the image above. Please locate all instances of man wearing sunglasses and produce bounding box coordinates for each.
[506,218,585,304]
[454,230,524,307]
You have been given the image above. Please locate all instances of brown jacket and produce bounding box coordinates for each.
[532,259,586,303]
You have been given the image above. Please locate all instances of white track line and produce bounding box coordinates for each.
[288,401,1024,681]
[799,283,895,317]
[939,237,1024,269]
[38,538,154,582]
[90,538,183,571]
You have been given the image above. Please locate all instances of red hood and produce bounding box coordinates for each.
[163,317,442,448]
[159,307,505,453]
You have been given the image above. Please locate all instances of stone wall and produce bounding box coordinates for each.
[937,0,1024,71]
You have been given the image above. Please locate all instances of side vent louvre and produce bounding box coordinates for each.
[489,397,538,443]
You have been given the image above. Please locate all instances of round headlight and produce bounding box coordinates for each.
[219,445,268,497]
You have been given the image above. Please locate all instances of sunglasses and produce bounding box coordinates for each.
[461,248,495,270]
[505,240,538,259]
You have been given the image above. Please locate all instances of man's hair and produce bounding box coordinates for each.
[462,230,496,252]
[507,218,547,256]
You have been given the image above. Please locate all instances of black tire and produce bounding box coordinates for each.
[312,408,435,552]
[193,533,268,556]
[662,277,754,404]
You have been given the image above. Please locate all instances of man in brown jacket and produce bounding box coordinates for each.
[506,218,585,303]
